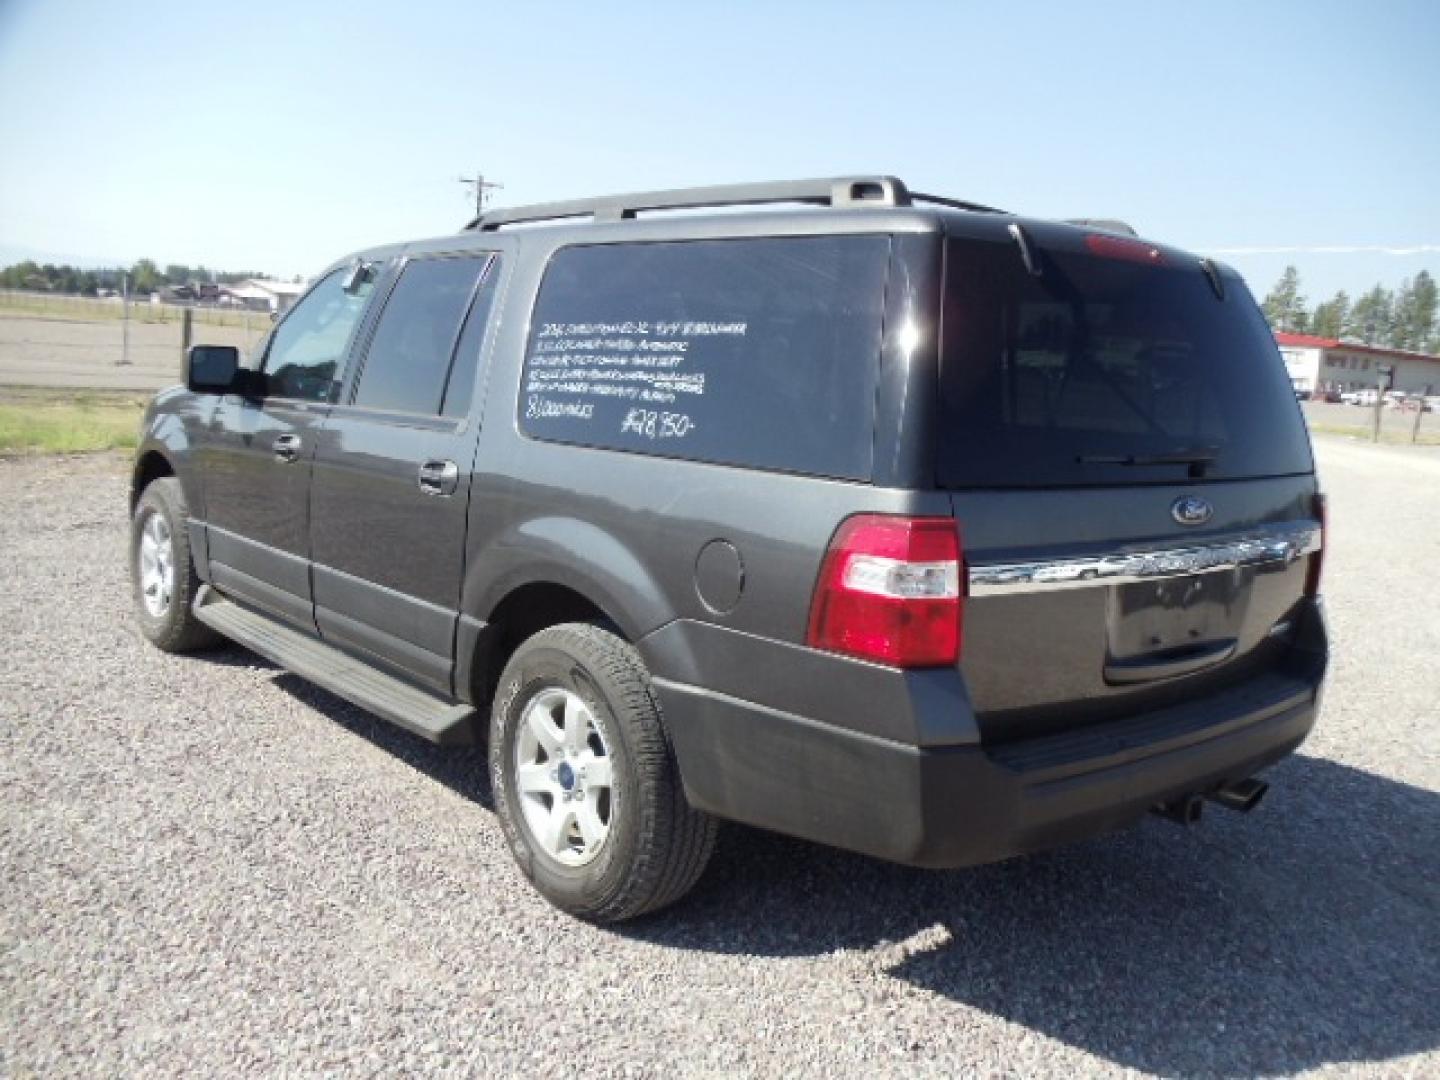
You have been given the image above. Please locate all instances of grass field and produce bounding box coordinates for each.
[0,389,146,455]
[0,289,273,331]
[1308,421,1440,446]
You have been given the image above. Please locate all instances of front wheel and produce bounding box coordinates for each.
[490,623,716,922]
[130,478,220,653]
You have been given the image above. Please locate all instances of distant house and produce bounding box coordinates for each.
[219,278,307,313]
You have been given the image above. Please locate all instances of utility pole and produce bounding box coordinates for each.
[458,171,504,219]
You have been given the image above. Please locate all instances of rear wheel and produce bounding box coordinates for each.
[130,478,220,653]
[490,622,716,922]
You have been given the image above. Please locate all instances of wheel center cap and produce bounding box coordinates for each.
[557,761,577,791]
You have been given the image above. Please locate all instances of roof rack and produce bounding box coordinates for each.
[464,176,1005,231]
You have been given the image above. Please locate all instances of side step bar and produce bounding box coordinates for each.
[193,587,478,746]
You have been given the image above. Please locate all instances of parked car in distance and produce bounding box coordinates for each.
[127,176,1329,921]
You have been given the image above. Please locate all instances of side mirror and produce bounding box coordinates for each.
[185,345,242,394]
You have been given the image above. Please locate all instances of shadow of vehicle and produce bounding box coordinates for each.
[634,752,1439,1076]
[238,658,1437,1076]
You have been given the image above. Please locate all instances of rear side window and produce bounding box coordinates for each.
[518,235,891,480]
[937,238,1313,487]
[353,254,493,415]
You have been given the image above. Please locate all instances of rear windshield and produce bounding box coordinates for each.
[938,238,1313,488]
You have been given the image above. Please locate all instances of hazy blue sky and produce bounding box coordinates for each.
[0,0,1435,302]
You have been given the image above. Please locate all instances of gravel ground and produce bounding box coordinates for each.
[1,438,1436,1078]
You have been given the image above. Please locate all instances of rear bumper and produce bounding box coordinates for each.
[650,656,1323,870]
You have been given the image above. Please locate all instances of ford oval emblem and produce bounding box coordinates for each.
[1171,496,1214,527]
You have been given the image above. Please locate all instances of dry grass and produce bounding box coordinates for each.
[1308,421,1440,447]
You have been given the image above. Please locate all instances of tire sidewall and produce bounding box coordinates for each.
[491,640,642,914]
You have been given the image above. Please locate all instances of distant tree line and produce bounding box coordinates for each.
[0,259,284,297]
[1262,266,1438,354]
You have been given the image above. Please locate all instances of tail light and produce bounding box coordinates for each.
[806,515,963,668]
[1085,233,1165,265]
[1305,491,1326,598]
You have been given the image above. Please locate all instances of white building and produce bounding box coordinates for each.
[219,278,307,314]
[1276,332,1440,396]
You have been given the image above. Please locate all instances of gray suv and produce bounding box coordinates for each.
[129,177,1328,921]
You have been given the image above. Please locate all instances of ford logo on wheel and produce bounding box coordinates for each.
[1171,496,1214,526]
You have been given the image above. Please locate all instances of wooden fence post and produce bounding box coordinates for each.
[180,307,193,373]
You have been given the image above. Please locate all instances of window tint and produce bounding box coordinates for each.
[442,258,502,418]
[519,236,890,480]
[937,239,1313,488]
[264,269,373,402]
[354,255,491,414]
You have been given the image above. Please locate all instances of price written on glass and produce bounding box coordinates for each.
[621,408,696,440]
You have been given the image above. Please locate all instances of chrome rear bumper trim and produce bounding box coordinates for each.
[968,521,1321,596]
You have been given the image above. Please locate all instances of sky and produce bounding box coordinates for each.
[0,0,1436,304]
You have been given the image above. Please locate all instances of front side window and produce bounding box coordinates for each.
[518,235,891,480]
[263,269,374,401]
[353,255,493,415]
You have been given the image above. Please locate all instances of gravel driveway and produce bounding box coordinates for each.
[1,439,1436,1077]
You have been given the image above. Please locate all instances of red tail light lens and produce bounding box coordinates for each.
[806,515,963,668]
[1085,233,1165,265]
[1305,491,1326,598]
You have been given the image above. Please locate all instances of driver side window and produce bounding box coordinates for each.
[263,269,374,401]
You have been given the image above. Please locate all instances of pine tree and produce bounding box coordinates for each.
[1311,290,1351,339]
[1262,266,1307,331]
[1350,285,1394,346]
[1395,270,1436,353]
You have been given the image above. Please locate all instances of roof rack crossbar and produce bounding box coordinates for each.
[465,176,917,231]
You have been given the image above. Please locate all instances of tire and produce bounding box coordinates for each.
[130,477,221,653]
[490,622,716,922]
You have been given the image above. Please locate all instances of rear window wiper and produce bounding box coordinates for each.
[1076,447,1218,477]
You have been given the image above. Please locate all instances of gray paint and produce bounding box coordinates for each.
[132,189,1328,855]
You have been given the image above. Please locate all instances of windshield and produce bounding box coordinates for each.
[937,238,1313,488]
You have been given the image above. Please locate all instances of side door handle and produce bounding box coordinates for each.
[418,459,460,497]
[273,433,302,463]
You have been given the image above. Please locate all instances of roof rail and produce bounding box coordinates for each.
[910,191,1007,214]
[465,176,1001,232]
[466,176,911,231]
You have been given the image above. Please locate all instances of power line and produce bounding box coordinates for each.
[458,171,504,219]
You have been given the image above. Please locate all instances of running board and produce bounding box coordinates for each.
[193,588,478,746]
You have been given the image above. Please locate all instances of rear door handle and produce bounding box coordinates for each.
[273,433,302,463]
[418,459,459,497]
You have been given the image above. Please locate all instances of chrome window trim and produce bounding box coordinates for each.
[967,521,1321,596]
